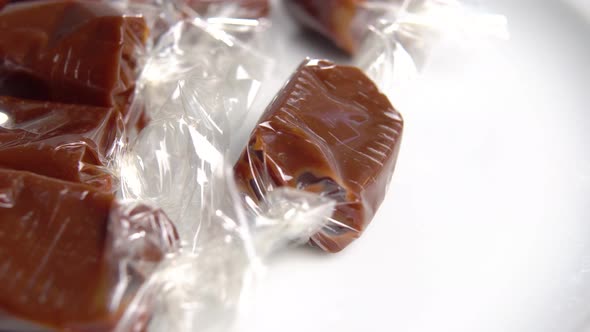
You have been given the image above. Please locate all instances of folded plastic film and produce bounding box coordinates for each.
[118,14,335,332]
[173,0,270,20]
[354,0,509,100]
[106,202,181,311]
[115,0,271,43]
[118,163,335,332]
[121,80,227,245]
[138,17,272,124]
[123,17,273,244]
[110,0,183,45]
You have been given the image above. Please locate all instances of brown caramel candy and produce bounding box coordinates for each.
[234,59,403,252]
[285,0,368,54]
[0,169,115,329]
[0,0,148,130]
[0,169,178,330]
[0,96,123,190]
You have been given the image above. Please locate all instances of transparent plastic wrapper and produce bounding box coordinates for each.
[110,0,184,45]
[115,0,271,41]
[284,0,406,54]
[173,0,272,48]
[138,16,272,130]
[118,20,335,331]
[285,0,508,59]
[354,0,509,85]
[175,0,270,19]
[118,162,335,332]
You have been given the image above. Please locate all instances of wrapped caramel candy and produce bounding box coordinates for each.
[0,96,123,190]
[0,169,115,330]
[0,169,178,330]
[0,0,148,130]
[234,59,403,252]
[285,0,368,54]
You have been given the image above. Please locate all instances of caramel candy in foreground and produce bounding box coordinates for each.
[285,0,367,54]
[0,169,178,330]
[0,96,122,190]
[234,59,403,252]
[0,0,148,130]
[0,169,115,330]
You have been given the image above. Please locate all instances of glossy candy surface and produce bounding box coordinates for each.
[234,59,403,252]
[0,169,116,329]
[0,0,148,130]
[0,169,179,330]
[0,96,122,190]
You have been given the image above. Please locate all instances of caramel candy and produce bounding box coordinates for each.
[0,169,178,330]
[0,169,114,329]
[234,59,403,252]
[183,0,269,18]
[0,0,148,130]
[0,96,123,190]
[285,0,367,54]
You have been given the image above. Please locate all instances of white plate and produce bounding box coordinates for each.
[242,1,590,332]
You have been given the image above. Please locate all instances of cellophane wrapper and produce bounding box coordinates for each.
[0,1,311,331]
[0,0,507,331]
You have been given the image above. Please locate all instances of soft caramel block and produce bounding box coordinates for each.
[0,169,115,329]
[0,96,123,190]
[0,0,148,130]
[0,169,178,330]
[234,59,403,252]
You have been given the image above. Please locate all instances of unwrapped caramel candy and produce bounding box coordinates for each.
[0,0,148,130]
[234,59,403,252]
[0,96,122,190]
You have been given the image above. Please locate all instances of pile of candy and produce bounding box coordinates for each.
[0,1,506,331]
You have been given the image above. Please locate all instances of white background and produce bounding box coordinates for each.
[241,1,590,332]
